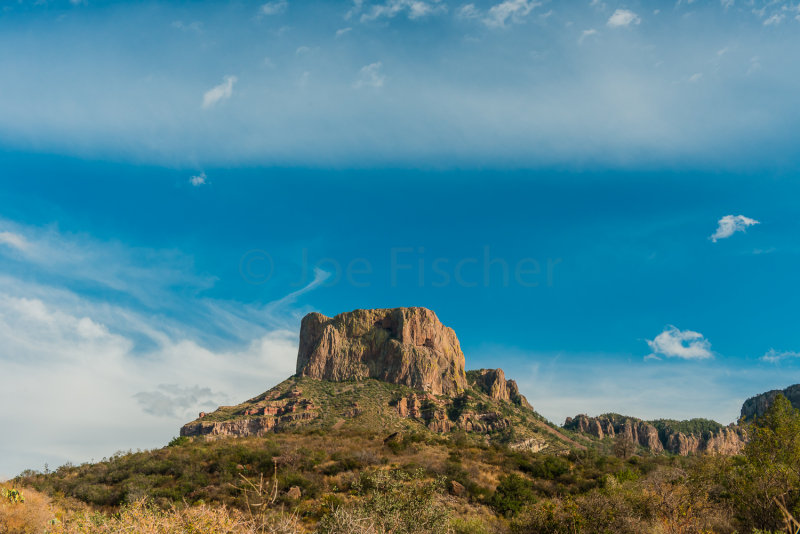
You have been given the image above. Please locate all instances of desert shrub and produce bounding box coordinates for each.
[167,436,190,447]
[316,468,452,534]
[450,517,491,534]
[523,455,570,480]
[59,499,302,534]
[490,474,536,517]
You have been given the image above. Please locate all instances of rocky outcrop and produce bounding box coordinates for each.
[470,369,533,410]
[565,415,663,453]
[740,384,800,421]
[181,410,317,438]
[564,414,746,456]
[296,307,467,396]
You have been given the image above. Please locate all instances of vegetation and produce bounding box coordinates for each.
[6,394,800,533]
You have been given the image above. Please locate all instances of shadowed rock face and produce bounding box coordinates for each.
[740,384,800,421]
[296,307,468,396]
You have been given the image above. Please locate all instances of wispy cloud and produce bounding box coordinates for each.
[710,214,759,242]
[578,28,597,44]
[133,384,226,418]
[484,0,540,28]
[189,172,207,186]
[0,231,28,252]
[646,326,713,360]
[202,75,237,109]
[171,20,204,33]
[260,1,288,16]
[353,62,386,88]
[763,13,784,25]
[761,349,800,363]
[359,0,446,22]
[457,3,480,19]
[0,218,327,477]
[607,8,641,28]
[335,27,352,37]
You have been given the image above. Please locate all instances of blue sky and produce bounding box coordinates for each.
[2,0,800,477]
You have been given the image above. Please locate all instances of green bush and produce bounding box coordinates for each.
[490,474,536,517]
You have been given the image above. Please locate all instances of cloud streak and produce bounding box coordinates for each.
[202,76,237,109]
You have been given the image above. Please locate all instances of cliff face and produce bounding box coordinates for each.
[296,307,467,396]
[740,384,800,421]
[564,414,746,456]
[469,368,533,410]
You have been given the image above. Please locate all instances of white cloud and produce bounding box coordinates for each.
[260,1,288,16]
[360,0,446,22]
[764,13,785,25]
[202,75,237,109]
[761,349,800,363]
[189,172,207,186]
[0,231,29,252]
[607,8,641,28]
[484,0,541,28]
[646,326,713,360]
[689,72,703,82]
[578,28,597,44]
[710,214,760,242]
[335,27,352,37]
[353,62,386,88]
[721,0,734,9]
[457,3,480,19]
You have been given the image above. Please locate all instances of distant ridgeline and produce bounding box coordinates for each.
[563,413,746,455]
[181,306,794,457]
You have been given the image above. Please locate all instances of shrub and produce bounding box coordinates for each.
[490,474,536,517]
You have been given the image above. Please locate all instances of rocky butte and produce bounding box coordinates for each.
[295,307,467,396]
[181,307,580,453]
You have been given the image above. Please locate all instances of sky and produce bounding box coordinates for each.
[2,0,800,478]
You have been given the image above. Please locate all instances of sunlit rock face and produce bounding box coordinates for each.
[296,307,467,396]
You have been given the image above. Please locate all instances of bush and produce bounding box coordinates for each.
[490,474,536,517]
[316,468,452,534]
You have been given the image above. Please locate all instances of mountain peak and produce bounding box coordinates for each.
[296,307,467,396]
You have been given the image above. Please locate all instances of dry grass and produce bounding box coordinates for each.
[0,485,58,534]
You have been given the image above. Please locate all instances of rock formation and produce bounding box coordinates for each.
[740,384,800,421]
[564,414,746,456]
[296,307,467,396]
[470,368,533,410]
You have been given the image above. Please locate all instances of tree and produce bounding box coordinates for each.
[730,394,800,531]
[613,434,636,459]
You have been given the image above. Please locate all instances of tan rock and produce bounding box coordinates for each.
[471,369,533,409]
[449,480,466,497]
[296,307,467,396]
[286,486,302,501]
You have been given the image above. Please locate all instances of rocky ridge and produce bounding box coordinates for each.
[564,414,746,456]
